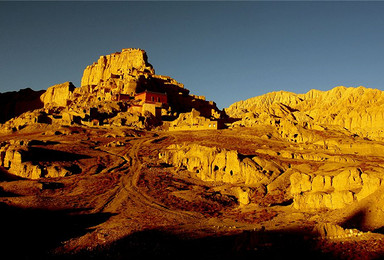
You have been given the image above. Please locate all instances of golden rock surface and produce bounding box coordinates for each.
[40,82,75,108]
[81,48,155,88]
[227,86,384,140]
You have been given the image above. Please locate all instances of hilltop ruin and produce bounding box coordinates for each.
[0,48,225,132]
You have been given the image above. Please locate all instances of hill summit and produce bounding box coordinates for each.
[1,48,224,132]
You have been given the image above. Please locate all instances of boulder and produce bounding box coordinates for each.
[233,187,251,205]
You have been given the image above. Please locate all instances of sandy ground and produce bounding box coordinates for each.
[1,126,384,259]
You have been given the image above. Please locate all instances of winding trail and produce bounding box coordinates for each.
[96,134,200,221]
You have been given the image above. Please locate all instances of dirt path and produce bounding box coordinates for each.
[88,134,202,240]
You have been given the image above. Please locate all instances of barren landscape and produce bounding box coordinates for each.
[2,49,384,259]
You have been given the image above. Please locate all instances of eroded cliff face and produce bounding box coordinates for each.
[81,48,155,88]
[158,144,267,206]
[0,140,82,179]
[159,144,271,185]
[159,143,293,205]
[227,86,384,141]
[78,48,157,103]
[160,139,384,210]
[290,168,382,209]
[41,82,75,108]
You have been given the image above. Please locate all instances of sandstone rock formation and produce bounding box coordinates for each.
[290,168,382,210]
[1,48,224,131]
[0,109,52,134]
[160,144,271,185]
[159,143,291,204]
[167,109,223,131]
[75,48,222,119]
[81,48,155,89]
[158,127,384,211]
[41,82,75,108]
[0,140,81,179]
[226,86,384,141]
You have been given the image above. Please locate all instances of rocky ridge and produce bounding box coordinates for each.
[0,48,224,133]
[0,88,45,124]
[226,86,384,141]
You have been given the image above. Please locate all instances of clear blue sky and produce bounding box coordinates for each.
[1,1,384,109]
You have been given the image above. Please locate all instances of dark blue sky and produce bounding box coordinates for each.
[1,1,384,108]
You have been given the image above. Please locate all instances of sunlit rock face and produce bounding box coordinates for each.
[223,86,384,210]
[226,86,384,141]
[80,48,155,97]
[290,168,382,210]
[160,142,384,210]
[41,82,75,108]
[312,223,364,239]
[77,48,223,117]
[159,143,285,186]
[0,140,77,179]
[81,48,155,88]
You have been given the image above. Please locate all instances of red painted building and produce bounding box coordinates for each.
[134,91,168,105]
